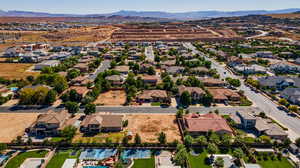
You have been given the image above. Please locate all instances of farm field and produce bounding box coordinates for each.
[124,114,181,143]
[0,63,39,80]
[0,113,39,143]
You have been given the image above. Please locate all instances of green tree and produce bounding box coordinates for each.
[295,138,300,147]
[214,157,224,168]
[147,66,156,75]
[184,135,193,147]
[67,69,80,80]
[226,78,241,87]
[84,103,96,115]
[26,75,34,83]
[158,132,167,144]
[207,143,218,155]
[195,136,207,146]
[122,136,129,145]
[209,133,220,145]
[202,93,213,107]
[279,98,289,107]
[134,133,142,144]
[176,108,184,118]
[65,101,79,115]
[289,105,298,113]
[180,91,191,107]
[173,144,188,167]
[0,143,7,153]
[60,125,77,140]
[45,90,57,105]
[233,148,244,159]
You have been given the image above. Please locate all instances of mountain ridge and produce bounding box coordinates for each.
[0,8,300,20]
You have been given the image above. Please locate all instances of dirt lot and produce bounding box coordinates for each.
[0,113,39,143]
[125,114,181,143]
[0,63,39,80]
[267,13,300,19]
[94,90,127,106]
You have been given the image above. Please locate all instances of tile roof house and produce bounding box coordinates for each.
[80,114,124,134]
[71,75,92,86]
[27,110,69,137]
[201,78,226,87]
[178,85,205,101]
[165,66,185,75]
[105,75,125,86]
[67,86,90,97]
[137,90,170,104]
[183,113,233,136]
[114,66,130,74]
[141,75,158,86]
[207,88,240,103]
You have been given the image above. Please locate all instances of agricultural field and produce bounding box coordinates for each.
[0,113,39,143]
[124,114,181,143]
[0,63,39,80]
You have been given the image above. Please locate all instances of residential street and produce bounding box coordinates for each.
[183,42,300,141]
[88,60,111,80]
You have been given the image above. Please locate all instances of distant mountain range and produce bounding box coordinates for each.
[0,8,300,20]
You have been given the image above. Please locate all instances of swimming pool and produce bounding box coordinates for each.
[79,149,117,160]
[0,155,8,165]
[121,149,151,159]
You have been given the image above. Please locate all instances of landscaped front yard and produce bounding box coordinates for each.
[132,157,155,168]
[5,150,48,168]
[46,150,79,168]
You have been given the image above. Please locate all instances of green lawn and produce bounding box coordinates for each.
[49,137,66,143]
[257,157,294,168]
[151,102,161,106]
[5,150,48,168]
[188,151,210,168]
[132,157,155,168]
[46,150,79,168]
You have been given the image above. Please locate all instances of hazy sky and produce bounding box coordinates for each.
[1,0,300,14]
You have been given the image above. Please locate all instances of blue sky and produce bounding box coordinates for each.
[1,0,300,14]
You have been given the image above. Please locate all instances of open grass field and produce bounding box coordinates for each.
[0,113,39,143]
[0,63,39,80]
[5,150,48,168]
[46,150,80,168]
[94,90,127,106]
[132,157,155,168]
[125,114,181,143]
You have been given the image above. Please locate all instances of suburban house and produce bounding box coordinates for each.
[270,62,300,73]
[232,64,267,74]
[0,85,13,97]
[207,88,240,103]
[105,75,125,86]
[165,66,185,75]
[280,88,300,105]
[178,85,205,101]
[230,111,256,129]
[256,51,274,58]
[27,110,69,137]
[71,75,92,86]
[141,75,158,86]
[74,63,89,73]
[182,113,233,136]
[136,90,170,104]
[34,60,60,70]
[190,67,209,75]
[114,66,130,75]
[67,86,90,97]
[258,76,300,90]
[201,78,226,87]
[80,114,124,134]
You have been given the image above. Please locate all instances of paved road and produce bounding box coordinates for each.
[246,30,269,39]
[88,60,111,80]
[145,46,155,61]
[184,42,300,140]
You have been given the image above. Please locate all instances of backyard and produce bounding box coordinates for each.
[46,150,79,168]
[72,132,126,143]
[0,63,39,80]
[5,150,48,168]
[125,114,181,143]
[94,90,127,106]
[188,150,210,168]
[132,157,155,168]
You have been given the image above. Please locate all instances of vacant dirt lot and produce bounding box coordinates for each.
[94,90,127,106]
[0,113,39,143]
[0,63,39,80]
[125,114,181,143]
